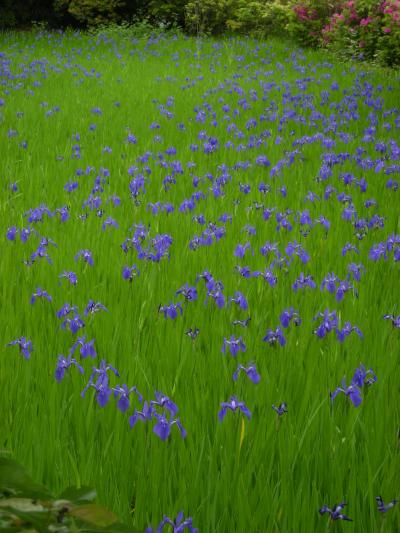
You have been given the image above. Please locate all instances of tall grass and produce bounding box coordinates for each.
[1,29,399,531]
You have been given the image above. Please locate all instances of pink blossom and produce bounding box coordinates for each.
[334,13,345,22]
[382,26,392,32]
[360,17,372,26]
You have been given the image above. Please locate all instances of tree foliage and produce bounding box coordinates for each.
[0,0,399,67]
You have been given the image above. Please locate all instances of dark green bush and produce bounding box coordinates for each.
[53,0,126,27]
[185,0,240,35]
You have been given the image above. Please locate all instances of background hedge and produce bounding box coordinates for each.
[1,1,399,67]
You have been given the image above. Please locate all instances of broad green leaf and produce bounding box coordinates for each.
[0,458,51,500]
[0,498,46,512]
[59,486,97,503]
[70,504,118,527]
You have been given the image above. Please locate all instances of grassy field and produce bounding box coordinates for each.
[1,28,399,532]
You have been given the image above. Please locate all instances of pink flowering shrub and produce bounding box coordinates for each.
[321,0,400,65]
[186,0,400,66]
[287,0,335,46]
[376,0,400,65]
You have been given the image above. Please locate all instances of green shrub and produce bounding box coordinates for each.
[232,1,292,37]
[0,2,17,28]
[54,0,126,27]
[145,0,187,28]
[184,0,240,35]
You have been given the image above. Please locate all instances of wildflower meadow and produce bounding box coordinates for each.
[1,28,399,532]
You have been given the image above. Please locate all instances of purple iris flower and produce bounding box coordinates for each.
[351,364,377,388]
[7,337,33,359]
[113,385,142,412]
[55,354,84,382]
[87,378,112,408]
[122,132,137,145]
[239,182,251,194]
[151,392,179,417]
[152,413,187,441]
[206,288,225,308]
[260,241,279,258]
[376,496,398,513]
[61,314,85,335]
[56,303,77,318]
[258,268,278,286]
[59,271,78,286]
[272,403,287,416]
[81,360,119,407]
[347,263,365,282]
[324,185,336,199]
[229,291,248,310]
[285,241,310,264]
[342,204,357,221]
[335,322,363,342]
[30,288,52,304]
[386,234,400,252]
[159,302,183,319]
[75,249,94,266]
[218,396,251,421]
[6,226,17,241]
[122,264,140,281]
[292,273,316,291]
[235,266,253,278]
[64,181,78,193]
[222,335,246,357]
[234,242,252,258]
[331,378,362,407]
[179,198,196,212]
[313,310,338,339]
[279,308,301,328]
[147,511,197,533]
[102,216,119,231]
[24,205,53,224]
[383,314,400,328]
[319,502,352,521]
[26,245,52,266]
[70,336,96,359]
[176,284,197,301]
[107,194,121,207]
[369,242,387,261]
[55,206,70,222]
[320,273,338,294]
[342,243,359,256]
[233,363,260,384]
[315,215,330,231]
[192,214,206,225]
[335,280,355,302]
[84,300,108,316]
[129,401,154,428]
[263,327,286,346]
[242,224,256,235]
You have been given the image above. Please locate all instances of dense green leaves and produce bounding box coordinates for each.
[0,0,399,67]
[0,458,51,500]
[0,458,139,532]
